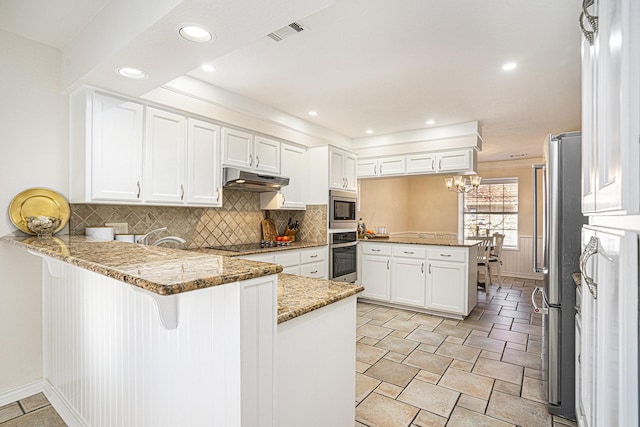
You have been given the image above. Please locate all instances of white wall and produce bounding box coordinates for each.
[0,30,68,393]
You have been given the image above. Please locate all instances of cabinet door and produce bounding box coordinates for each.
[426,260,465,314]
[222,127,253,169]
[91,94,143,202]
[581,32,597,214]
[594,0,640,214]
[144,107,187,203]
[343,153,358,191]
[329,149,346,189]
[391,258,425,307]
[357,159,378,178]
[187,119,221,206]
[406,153,436,174]
[280,144,306,209]
[379,157,406,176]
[580,227,597,427]
[436,150,472,172]
[360,255,391,301]
[254,136,280,174]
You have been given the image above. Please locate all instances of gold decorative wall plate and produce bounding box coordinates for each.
[9,188,70,234]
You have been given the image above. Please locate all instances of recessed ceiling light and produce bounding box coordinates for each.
[502,62,517,71]
[426,120,435,125]
[201,64,216,72]
[179,25,212,43]
[115,66,148,80]
[366,130,374,135]
[308,111,318,116]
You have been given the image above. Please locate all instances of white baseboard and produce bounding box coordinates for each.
[0,379,46,407]
[42,380,88,427]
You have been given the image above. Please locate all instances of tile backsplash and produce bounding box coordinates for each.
[70,190,327,248]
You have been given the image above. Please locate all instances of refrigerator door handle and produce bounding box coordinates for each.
[531,286,549,314]
[532,164,547,273]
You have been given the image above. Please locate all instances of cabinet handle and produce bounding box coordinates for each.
[582,0,598,33]
[575,305,581,315]
[216,187,221,202]
[310,254,318,258]
[439,159,442,170]
[421,263,424,273]
[282,194,286,204]
[440,253,452,257]
[428,263,432,274]
[387,260,389,269]
[404,251,414,254]
[374,165,377,175]
[379,165,382,174]
[256,155,260,168]
[180,184,184,201]
[431,159,435,170]
[579,236,599,299]
[371,249,380,252]
[249,154,253,167]
[579,12,594,46]
[346,178,349,188]
[136,181,141,199]
[310,270,318,274]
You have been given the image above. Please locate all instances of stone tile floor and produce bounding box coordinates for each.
[355,277,578,427]
[0,393,65,426]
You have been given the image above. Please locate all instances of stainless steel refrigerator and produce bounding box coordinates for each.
[532,132,586,420]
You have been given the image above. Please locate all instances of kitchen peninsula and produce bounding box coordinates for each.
[359,237,479,318]
[2,235,362,427]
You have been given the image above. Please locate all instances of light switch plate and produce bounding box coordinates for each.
[106,222,129,234]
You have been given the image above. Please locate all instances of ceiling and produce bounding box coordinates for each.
[0,0,583,161]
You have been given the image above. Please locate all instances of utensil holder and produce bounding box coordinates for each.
[284,227,298,242]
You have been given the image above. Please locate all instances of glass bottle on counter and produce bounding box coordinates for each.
[357,218,366,238]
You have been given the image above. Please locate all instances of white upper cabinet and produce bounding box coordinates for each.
[581,0,640,215]
[222,127,254,170]
[358,149,476,179]
[329,148,357,191]
[406,153,436,174]
[91,93,144,202]
[222,128,281,174]
[144,107,187,204]
[187,119,222,207]
[254,136,281,174]
[260,143,306,210]
[435,150,473,172]
[357,157,407,177]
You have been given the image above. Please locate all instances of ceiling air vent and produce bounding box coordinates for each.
[267,22,306,42]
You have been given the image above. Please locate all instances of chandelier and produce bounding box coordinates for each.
[444,175,482,193]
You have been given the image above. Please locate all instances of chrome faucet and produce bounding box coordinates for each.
[152,236,186,247]
[136,227,167,245]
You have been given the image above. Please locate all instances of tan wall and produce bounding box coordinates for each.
[358,158,544,236]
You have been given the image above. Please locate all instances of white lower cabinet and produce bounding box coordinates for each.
[240,246,328,279]
[579,225,639,427]
[359,242,476,317]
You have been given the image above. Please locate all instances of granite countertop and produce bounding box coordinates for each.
[277,273,363,324]
[193,241,327,257]
[1,234,281,296]
[359,237,481,247]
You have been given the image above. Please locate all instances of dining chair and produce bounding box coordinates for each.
[476,236,492,294]
[489,233,505,290]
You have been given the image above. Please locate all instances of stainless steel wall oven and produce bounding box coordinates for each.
[329,231,358,283]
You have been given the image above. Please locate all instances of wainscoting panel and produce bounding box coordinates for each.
[500,236,544,280]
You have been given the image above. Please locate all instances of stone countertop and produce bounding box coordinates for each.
[359,237,481,247]
[192,241,327,257]
[1,234,282,296]
[277,273,363,324]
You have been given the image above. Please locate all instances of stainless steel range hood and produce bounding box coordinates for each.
[223,167,289,192]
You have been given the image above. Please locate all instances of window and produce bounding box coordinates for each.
[462,178,518,247]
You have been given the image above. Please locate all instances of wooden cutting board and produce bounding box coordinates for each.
[261,218,278,242]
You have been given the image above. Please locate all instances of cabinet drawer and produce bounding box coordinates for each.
[274,251,301,268]
[427,248,465,263]
[392,246,426,259]
[300,247,326,264]
[282,265,301,276]
[361,244,392,256]
[300,261,326,279]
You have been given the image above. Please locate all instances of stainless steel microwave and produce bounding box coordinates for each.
[329,190,357,229]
